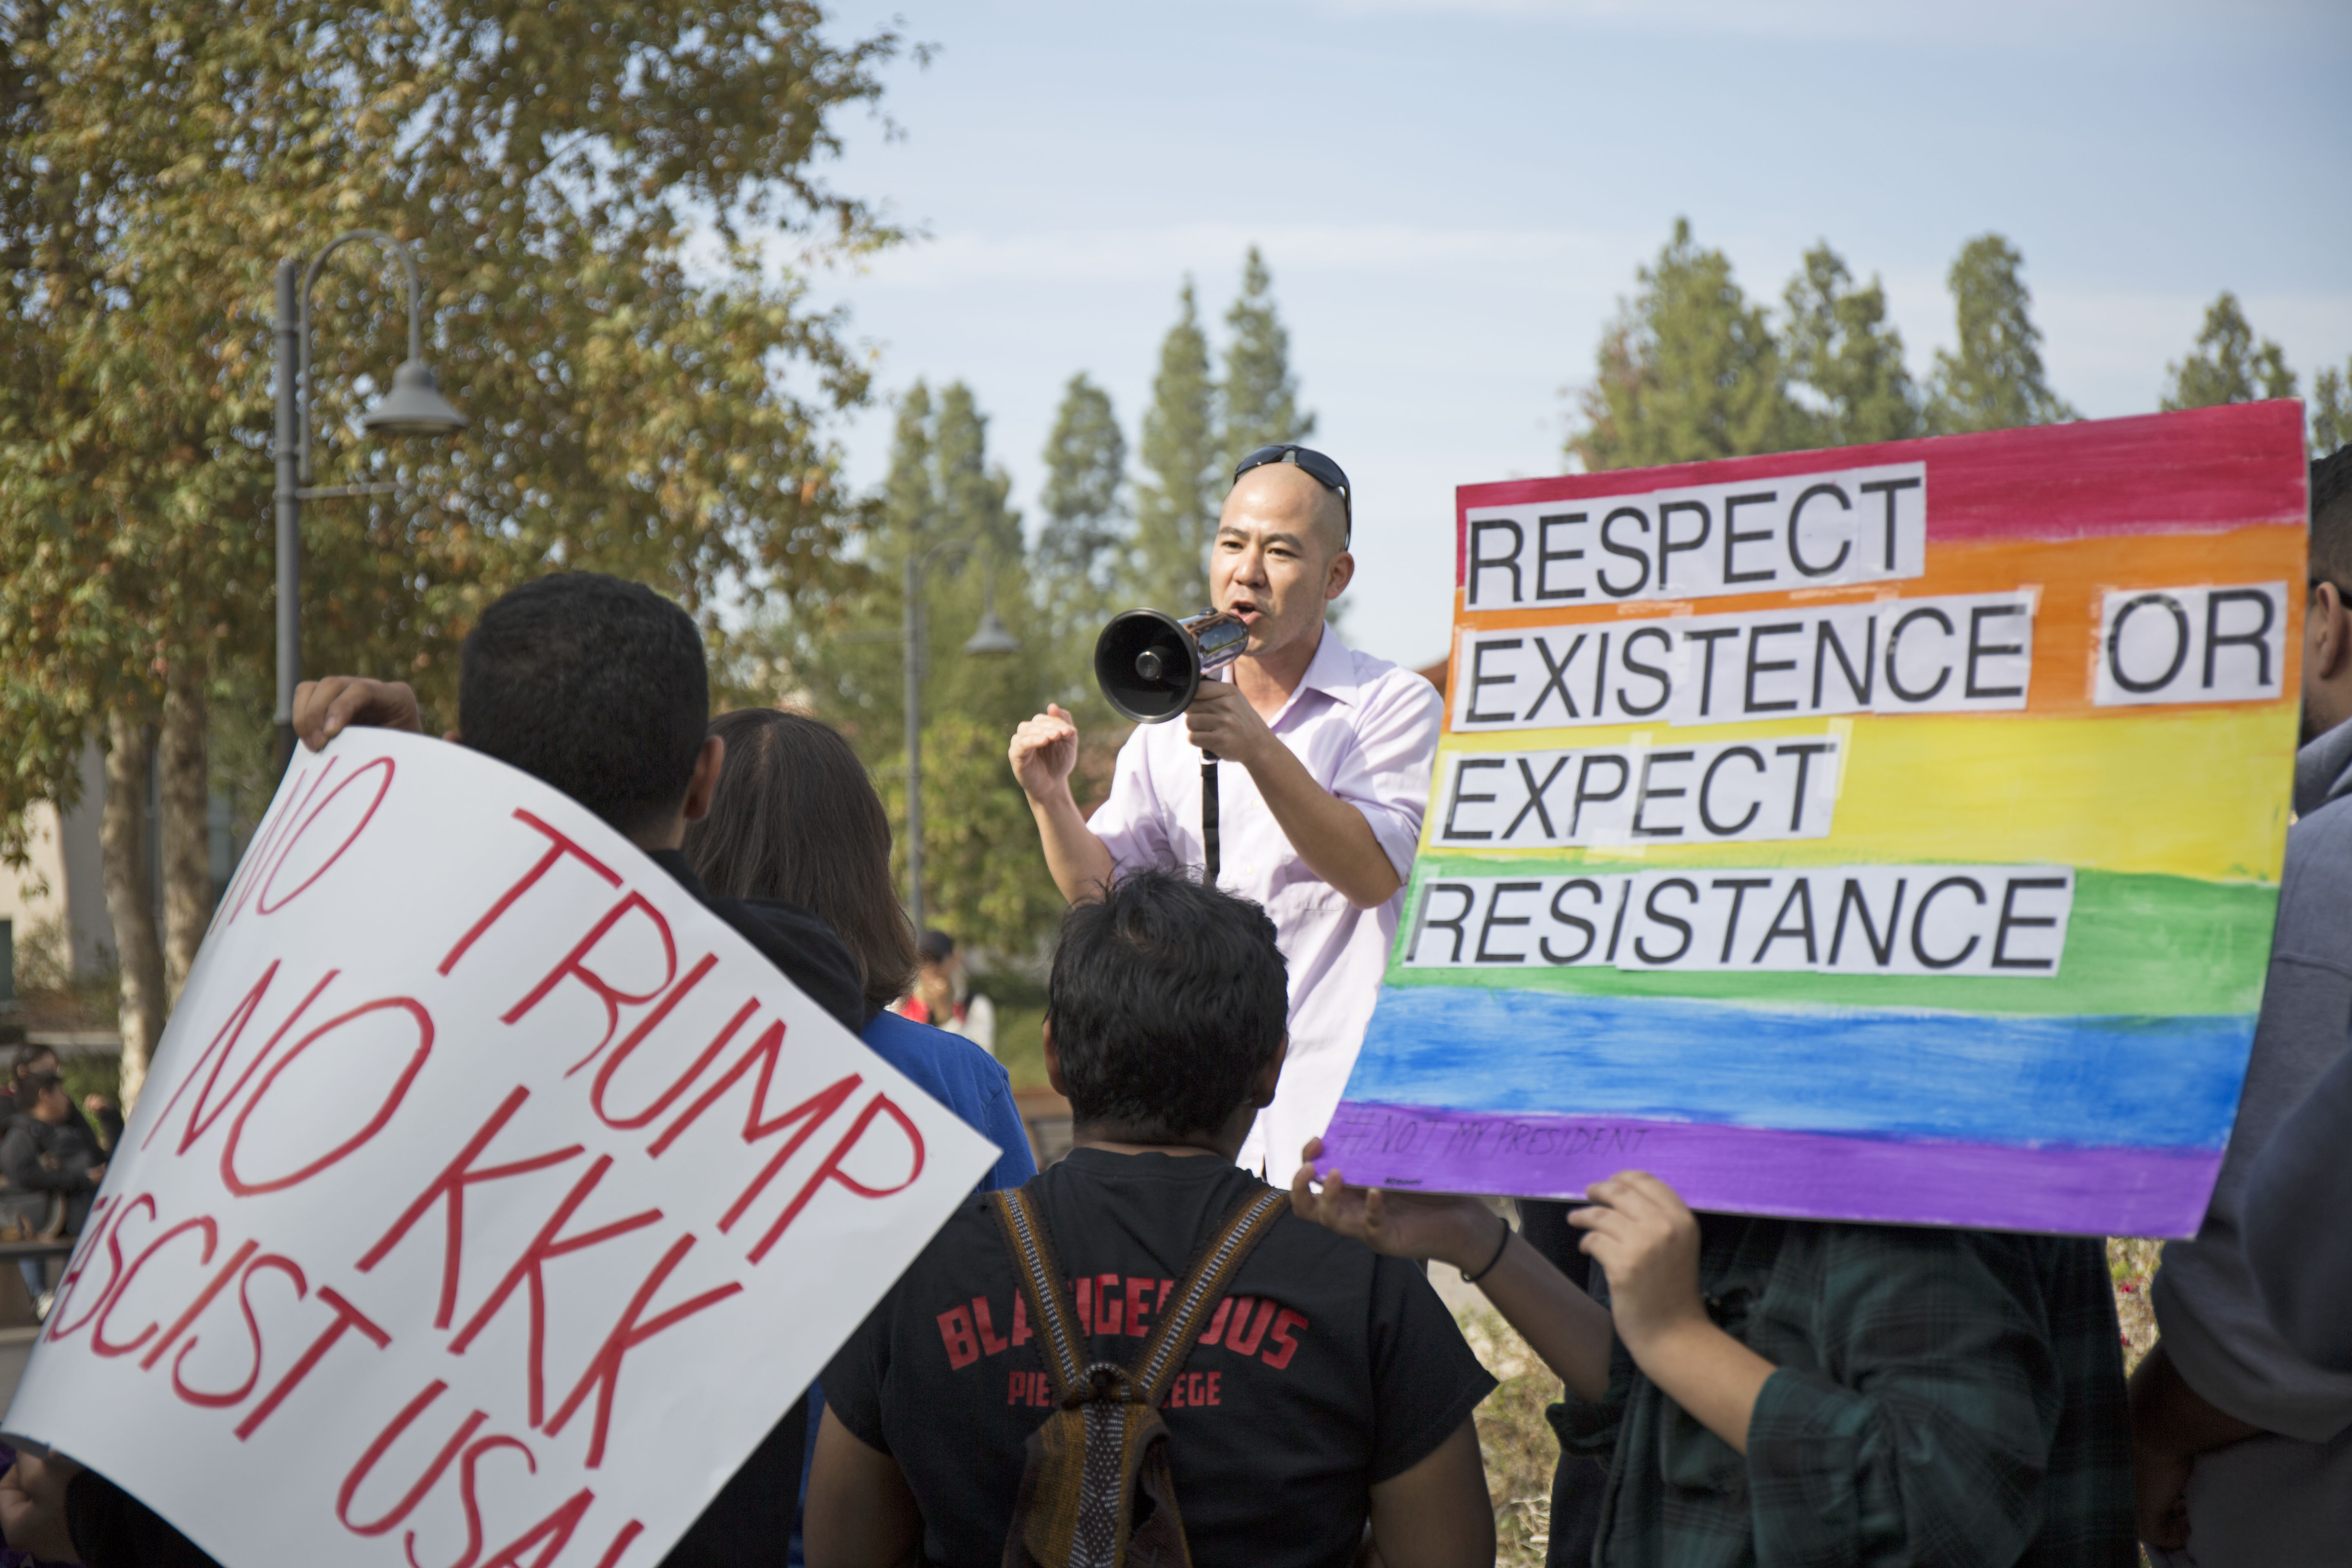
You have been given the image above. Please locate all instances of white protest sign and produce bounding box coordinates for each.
[3,728,1000,1568]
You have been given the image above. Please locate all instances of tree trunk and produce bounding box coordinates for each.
[101,707,165,1112]
[160,656,210,1006]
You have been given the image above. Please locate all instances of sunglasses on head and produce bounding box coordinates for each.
[1232,444,1352,543]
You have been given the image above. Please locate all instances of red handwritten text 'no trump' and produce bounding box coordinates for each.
[2,730,998,1568]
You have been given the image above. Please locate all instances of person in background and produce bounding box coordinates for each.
[2132,447,2352,1561]
[682,705,1036,1568]
[1008,446,1440,1175]
[0,1071,105,1315]
[1,1046,112,1153]
[894,929,996,1055]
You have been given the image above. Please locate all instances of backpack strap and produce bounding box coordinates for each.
[1128,1187,1289,1408]
[990,1182,1292,1408]
[992,1186,1089,1401]
[988,1182,1293,1568]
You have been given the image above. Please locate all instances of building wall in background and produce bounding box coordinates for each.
[0,743,111,986]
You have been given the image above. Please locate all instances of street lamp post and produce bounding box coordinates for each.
[901,541,1018,935]
[273,229,469,768]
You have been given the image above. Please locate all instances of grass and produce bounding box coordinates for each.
[2110,1234,2161,1375]
[995,1004,1049,1090]
[58,1051,122,1116]
[1457,1302,1562,1567]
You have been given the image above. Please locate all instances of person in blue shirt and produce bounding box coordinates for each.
[682,705,1037,1567]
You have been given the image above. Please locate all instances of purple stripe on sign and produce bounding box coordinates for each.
[1315,1100,2222,1239]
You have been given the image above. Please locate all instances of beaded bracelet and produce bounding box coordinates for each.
[1461,1212,1512,1285]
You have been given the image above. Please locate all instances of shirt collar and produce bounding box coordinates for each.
[1294,625,1361,708]
[1211,624,1359,730]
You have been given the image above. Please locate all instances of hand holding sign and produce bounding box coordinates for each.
[2,729,998,1568]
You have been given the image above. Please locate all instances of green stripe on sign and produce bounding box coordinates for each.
[1385,865,2275,1018]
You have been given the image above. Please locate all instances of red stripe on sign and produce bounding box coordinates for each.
[1455,402,2308,584]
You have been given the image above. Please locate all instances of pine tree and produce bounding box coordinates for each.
[1567,218,1800,472]
[932,381,1020,559]
[1220,247,1314,473]
[1926,235,2078,432]
[1783,244,1920,447]
[808,379,1053,953]
[883,381,937,543]
[1133,281,1221,611]
[2161,292,2297,412]
[1037,373,1128,609]
[2312,362,2352,457]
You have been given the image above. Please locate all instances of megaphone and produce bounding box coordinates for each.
[1093,607,1250,886]
[1093,608,1249,724]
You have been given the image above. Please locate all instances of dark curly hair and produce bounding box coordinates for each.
[1047,870,1288,1138]
[458,573,707,839]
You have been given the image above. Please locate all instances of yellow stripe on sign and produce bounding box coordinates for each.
[1421,705,2296,883]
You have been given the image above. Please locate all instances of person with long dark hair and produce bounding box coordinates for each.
[679,706,1037,1568]
[684,708,1033,1190]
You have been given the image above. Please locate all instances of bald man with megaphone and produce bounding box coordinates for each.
[1008,445,1441,1177]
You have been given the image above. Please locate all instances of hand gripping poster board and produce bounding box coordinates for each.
[1317,401,2307,1238]
[2,727,999,1566]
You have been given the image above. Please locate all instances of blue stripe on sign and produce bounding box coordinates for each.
[1344,985,2254,1150]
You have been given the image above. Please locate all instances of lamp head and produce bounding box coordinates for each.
[361,359,468,439]
[963,608,1019,657]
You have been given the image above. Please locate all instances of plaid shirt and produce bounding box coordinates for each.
[1550,1215,2134,1567]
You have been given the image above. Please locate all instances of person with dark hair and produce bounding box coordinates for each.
[0,1072,105,1245]
[290,572,867,1036]
[2133,446,2352,1561]
[0,1043,49,1121]
[807,870,1495,1568]
[0,1045,111,1150]
[683,708,1031,1192]
[1,575,875,1568]
[682,706,1035,1568]
[893,929,995,1053]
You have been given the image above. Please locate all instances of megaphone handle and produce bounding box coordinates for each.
[1200,752,1220,886]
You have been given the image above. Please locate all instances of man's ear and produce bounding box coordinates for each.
[1324,549,1354,603]
[1042,1018,1069,1099]
[2313,583,2348,682]
[681,734,727,822]
[1250,1037,1289,1109]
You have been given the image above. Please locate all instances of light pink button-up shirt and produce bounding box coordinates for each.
[1090,630,1441,1176]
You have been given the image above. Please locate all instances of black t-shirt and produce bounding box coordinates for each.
[824,1148,1496,1568]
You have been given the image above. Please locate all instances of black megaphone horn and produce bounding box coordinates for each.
[1092,607,1248,724]
[1092,608,1250,884]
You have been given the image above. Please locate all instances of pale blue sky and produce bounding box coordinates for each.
[788,0,2351,668]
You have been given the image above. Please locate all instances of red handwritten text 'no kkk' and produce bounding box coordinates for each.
[36,750,934,1567]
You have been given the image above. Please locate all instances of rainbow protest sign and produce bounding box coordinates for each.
[1318,402,2306,1237]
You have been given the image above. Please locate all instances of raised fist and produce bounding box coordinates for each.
[1008,704,1080,801]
